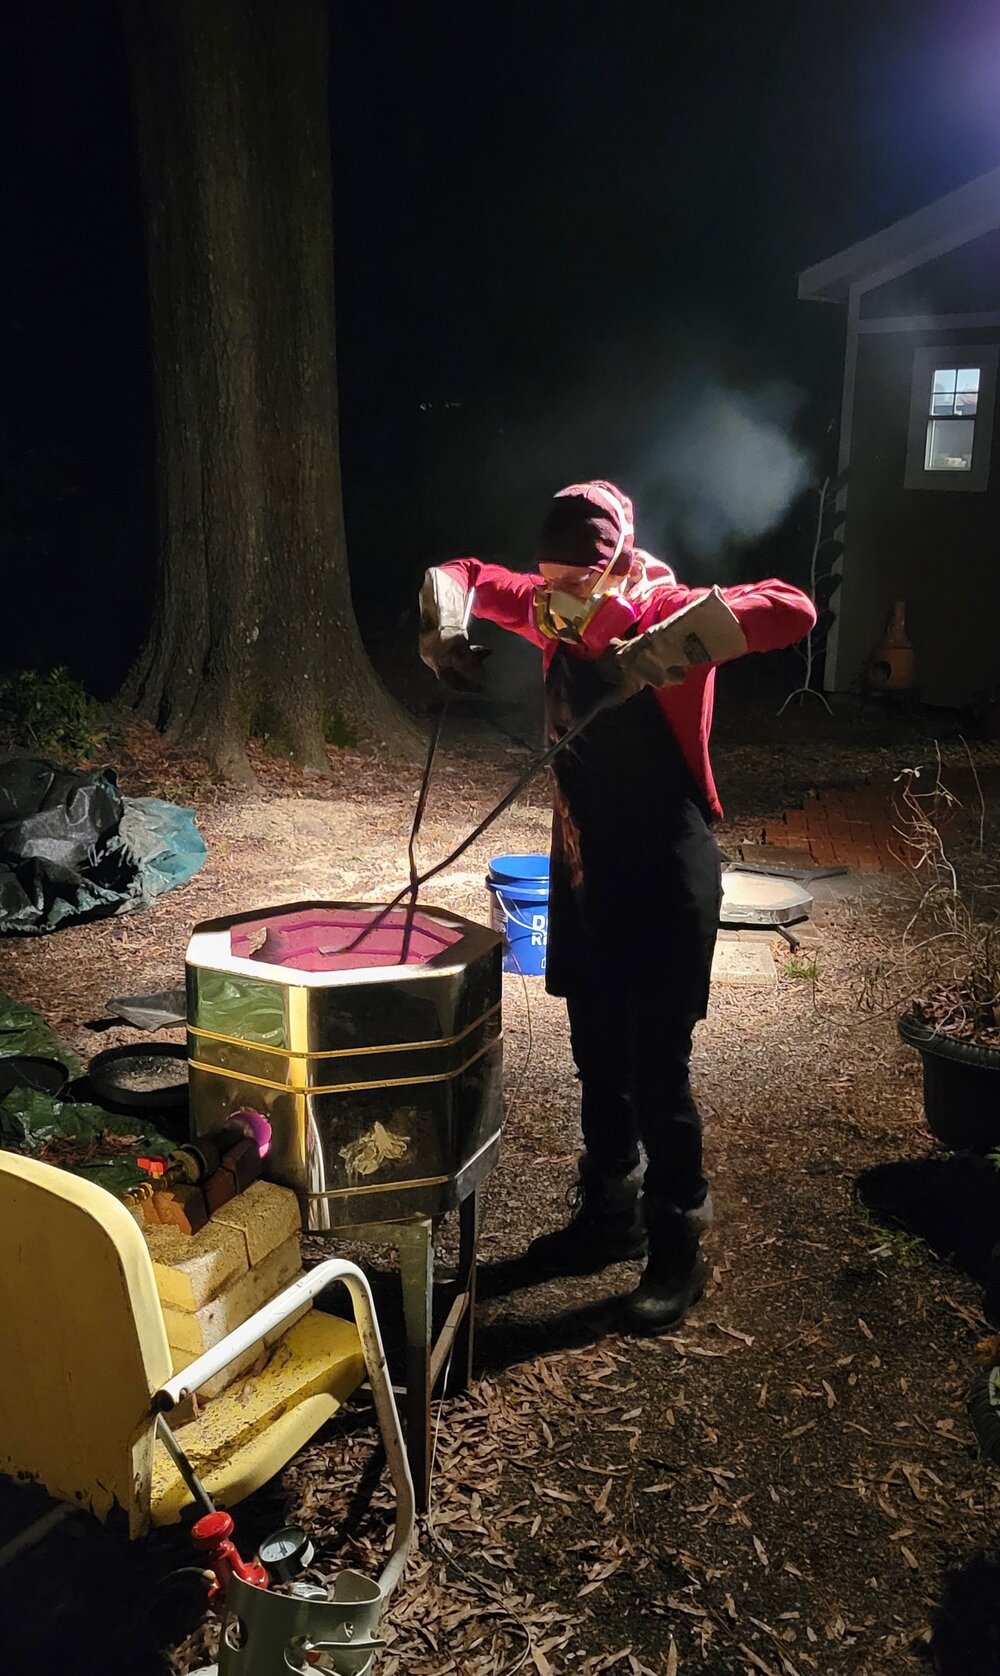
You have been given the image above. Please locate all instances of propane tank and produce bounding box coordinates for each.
[188,1511,387,1675]
[869,601,916,692]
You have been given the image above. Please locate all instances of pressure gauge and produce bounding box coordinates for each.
[259,1526,315,1583]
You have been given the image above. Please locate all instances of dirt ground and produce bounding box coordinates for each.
[3,688,1000,1676]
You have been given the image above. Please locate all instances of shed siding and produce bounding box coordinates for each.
[836,325,1000,705]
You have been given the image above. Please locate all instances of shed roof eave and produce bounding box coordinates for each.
[797,164,1000,307]
[796,272,849,304]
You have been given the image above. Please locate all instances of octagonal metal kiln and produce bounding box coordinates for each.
[185,902,503,1230]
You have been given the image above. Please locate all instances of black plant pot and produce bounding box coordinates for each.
[86,1043,190,1144]
[899,1012,1000,1153]
[0,1055,69,1099]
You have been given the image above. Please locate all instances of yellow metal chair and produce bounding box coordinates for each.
[0,1150,411,1548]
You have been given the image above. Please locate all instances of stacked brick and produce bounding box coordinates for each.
[142,1180,305,1398]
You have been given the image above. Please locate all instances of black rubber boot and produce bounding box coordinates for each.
[625,1199,709,1334]
[525,1161,647,1276]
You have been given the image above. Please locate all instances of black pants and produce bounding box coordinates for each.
[566,986,708,1214]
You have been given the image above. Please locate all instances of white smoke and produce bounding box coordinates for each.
[636,380,812,564]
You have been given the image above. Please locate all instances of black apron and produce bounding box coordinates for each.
[544,647,721,1013]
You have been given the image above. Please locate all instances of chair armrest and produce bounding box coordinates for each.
[152,1260,353,1411]
[151,1257,414,1597]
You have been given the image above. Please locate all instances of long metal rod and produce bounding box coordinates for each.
[341,686,614,956]
[387,687,613,899]
[155,1415,215,1517]
[401,702,447,962]
[151,1257,415,1600]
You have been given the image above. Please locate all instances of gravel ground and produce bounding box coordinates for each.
[2,699,1000,1676]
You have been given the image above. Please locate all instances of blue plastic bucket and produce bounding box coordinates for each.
[486,853,550,976]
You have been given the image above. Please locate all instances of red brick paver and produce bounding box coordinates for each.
[762,786,907,873]
[759,760,989,875]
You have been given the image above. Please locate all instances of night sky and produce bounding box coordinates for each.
[3,0,1000,692]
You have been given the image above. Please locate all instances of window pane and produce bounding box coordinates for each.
[925,417,975,471]
[955,389,979,416]
[957,367,981,392]
[932,368,958,393]
[930,392,957,416]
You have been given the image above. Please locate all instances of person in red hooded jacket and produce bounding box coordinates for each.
[419,481,816,1332]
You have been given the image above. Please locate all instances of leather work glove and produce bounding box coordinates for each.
[418,567,490,692]
[598,586,748,702]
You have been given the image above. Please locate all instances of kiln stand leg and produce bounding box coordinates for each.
[397,1216,434,1510]
[395,1191,481,1510]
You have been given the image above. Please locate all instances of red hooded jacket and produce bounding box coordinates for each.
[438,552,817,820]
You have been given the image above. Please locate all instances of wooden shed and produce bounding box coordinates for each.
[799,166,1000,708]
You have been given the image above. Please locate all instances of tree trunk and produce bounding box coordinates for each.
[121,0,421,778]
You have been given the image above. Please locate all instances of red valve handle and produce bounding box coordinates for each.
[191,1511,269,1602]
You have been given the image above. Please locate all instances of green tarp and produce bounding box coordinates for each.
[0,1085,175,1192]
[0,988,79,1074]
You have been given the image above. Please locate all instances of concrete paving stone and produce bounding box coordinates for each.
[711,939,778,988]
[791,923,823,947]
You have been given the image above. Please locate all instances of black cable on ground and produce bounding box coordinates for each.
[109,1568,212,1657]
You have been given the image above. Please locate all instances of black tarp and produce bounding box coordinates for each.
[0,757,206,934]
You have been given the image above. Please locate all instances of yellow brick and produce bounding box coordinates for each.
[170,1338,267,1402]
[162,1236,302,1356]
[144,1219,248,1311]
[210,1180,300,1267]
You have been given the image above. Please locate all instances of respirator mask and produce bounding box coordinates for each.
[533,487,634,644]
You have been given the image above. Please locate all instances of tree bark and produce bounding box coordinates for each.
[121,0,421,778]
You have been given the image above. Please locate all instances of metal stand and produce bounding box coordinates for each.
[347,1189,480,1511]
[155,1258,415,1676]
[0,1504,75,1575]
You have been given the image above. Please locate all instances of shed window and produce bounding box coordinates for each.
[905,347,997,491]
[925,367,978,470]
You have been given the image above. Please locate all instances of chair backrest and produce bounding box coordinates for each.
[0,1150,172,1535]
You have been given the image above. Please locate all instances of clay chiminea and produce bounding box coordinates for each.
[869,601,917,692]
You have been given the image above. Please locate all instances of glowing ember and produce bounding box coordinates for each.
[230,906,462,972]
[230,1108,273,1158]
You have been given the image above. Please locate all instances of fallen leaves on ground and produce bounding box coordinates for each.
[5,715,1000,1676]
